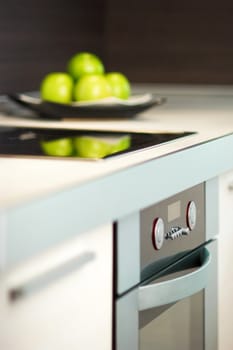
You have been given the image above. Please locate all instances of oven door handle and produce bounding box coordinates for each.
[138,247,211,311]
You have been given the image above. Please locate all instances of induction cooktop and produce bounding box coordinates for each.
[0,125,195,160]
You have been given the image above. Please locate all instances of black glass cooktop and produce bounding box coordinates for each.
[0,126,195,160]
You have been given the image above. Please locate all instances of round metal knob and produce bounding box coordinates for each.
[152,217,165,250]
[186,201,197,231]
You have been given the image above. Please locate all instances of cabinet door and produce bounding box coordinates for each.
[0,224,112,350]
[219,170,233,350]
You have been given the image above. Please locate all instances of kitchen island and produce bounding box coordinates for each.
[0,85,233,349]
[0,85,233,265]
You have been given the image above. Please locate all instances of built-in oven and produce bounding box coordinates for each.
[115,181,218,350]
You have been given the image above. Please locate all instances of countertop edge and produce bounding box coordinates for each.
[2,132,233,268]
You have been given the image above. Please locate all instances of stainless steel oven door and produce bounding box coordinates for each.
[116,240,217,350]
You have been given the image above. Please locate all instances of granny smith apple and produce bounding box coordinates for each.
[67,52,104,80]
[40,73,73,104]
[40,138,73,157]
[73,135,131,159]
[105,72,131,99]
[73,74,112,102]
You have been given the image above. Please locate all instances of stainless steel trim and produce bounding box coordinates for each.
[116,289,139,350]
[205,240,218,350]
[117,212,140,294]
[205,177,219,240]
[138,247,211,311]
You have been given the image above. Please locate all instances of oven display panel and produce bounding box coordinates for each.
[168,200,181,222]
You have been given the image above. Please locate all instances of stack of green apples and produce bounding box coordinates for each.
[39,52,132,158]
[40,52,131,104]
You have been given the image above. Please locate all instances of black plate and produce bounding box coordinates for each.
[8,92,166,119]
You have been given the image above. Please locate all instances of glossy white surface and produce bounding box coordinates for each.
[0,224,112,350]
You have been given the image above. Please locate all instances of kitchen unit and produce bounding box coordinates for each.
[0,86,233,349]
[116,182,218,350]
[0,224,112,350]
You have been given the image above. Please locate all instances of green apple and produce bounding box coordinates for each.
[73,74,112,102]
[73,135,131,159]
[40,138,73,157]
[40,73,73,104]
[105,72,131,99]
[67,52,104,80]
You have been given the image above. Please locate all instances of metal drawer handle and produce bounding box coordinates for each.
[138,247,211,311]
[8,251,95,301]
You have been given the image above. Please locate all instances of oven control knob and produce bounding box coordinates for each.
[152,217,165,250]
[186,201,197,230]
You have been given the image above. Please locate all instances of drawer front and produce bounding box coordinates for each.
[0,224,112,350]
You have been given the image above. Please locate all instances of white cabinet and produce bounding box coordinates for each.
[0,224,113,350]
[219,170,233,350]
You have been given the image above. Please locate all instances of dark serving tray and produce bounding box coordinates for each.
[8,92,166,119]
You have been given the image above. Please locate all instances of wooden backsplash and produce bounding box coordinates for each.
[0,0,106,93]
[104,0,233,84]
[1,0,233,93]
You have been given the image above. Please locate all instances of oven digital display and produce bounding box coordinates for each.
[168,200,181,222]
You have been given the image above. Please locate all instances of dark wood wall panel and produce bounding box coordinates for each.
[1,0,233,93]
[0,0,106,94]
[104,0,233,84]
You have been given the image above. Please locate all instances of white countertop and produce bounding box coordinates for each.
[1,84,233,266]
[1,85,233,208]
